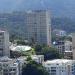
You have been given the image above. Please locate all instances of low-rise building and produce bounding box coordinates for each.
[0,56,27,75]
[43,59,75,75]
[64,41,73,59]
[64,51,73,59]
[53,29,67,37]
[31,55,44,64]
[10,45,32,52]
[0,55,44,75]
[10,45,35,57]
[0,57,19,75]
[65,41,72,51]
[53,41,72,57]
[54,41,65,54]
[16,56,27,75]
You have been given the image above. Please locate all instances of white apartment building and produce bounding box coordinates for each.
[54,41,72,55]
[24,10,51,46]
[0,56,27,75]
[0,30,10,57]
[0,57,19,75]
[17,56,27,75]
[43,59,75,75]
[31,55,44,64]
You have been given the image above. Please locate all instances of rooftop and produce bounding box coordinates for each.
[65,51,72,52]
[45,59,74,64]
[31,55,44,59]
[11,45,32,52]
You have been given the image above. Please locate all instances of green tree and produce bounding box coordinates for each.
[22,61,49,75]
[26,56,32,61]
[16,40,28,45]
[41,47,61,60]
[34,45,62,60]
[34,44,42,52]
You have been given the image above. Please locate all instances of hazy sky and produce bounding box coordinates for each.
[0,0,75,17]
[0,0,24,11]
[0,0,74,11]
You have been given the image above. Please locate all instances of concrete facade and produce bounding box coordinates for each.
[43,59,75,75]
[0,30,10,57]
[24,10,51,46]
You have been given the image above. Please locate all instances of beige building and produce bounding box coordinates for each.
[72,33,75,59]
[0,30,10,57]
[24,10,51,46]
[65,41,72,51]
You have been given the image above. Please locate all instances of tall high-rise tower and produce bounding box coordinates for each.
[24,10,51,46]
[72,33,75,59]
[0,30,10,57]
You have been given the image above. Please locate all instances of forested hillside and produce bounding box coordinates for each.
[0,13,74,40]
[52,17,75,33]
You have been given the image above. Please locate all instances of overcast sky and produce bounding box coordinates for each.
[0,0,75,17]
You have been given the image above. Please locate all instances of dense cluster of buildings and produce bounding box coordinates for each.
[0,55,44,75]
[0,10,51,75]
[0,10,75,75]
